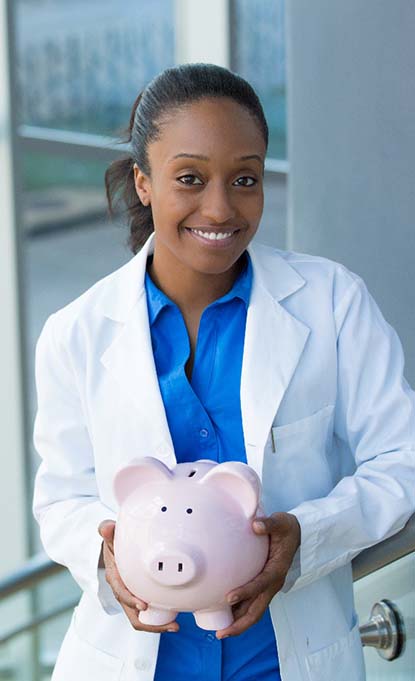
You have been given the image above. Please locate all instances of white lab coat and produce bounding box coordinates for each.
[32,234,415,681]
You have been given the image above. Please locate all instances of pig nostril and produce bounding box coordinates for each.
[158,562,163,571]
[188,470,196,477]
[178,563,183,572]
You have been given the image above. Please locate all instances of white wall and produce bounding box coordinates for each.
[285,0,415,384]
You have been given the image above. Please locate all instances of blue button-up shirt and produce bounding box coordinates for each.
[145,254,281,681]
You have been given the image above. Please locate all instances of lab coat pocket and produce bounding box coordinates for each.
[261,404,335,513]
[305,614,365,681]
[51,608,124,681]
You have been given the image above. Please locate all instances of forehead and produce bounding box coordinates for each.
[149,97,266,164]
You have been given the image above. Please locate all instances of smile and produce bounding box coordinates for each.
[186,228,240,243]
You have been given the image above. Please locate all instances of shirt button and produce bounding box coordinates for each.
[206,632,216,641]
[200,428,209,438]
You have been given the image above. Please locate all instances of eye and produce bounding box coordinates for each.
[233,176,257,187]
[161,506,167,512]
[177,174,203,186]
[186,508,193,514]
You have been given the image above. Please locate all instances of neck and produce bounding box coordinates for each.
[148,251,245,315]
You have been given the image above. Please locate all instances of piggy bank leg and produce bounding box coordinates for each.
[194,605,233,631]
[139,606,177,626]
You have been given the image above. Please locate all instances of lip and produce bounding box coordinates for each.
[184,227,241,248]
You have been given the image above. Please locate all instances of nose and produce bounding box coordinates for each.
[147,550,201,587]
[200,181,236,224]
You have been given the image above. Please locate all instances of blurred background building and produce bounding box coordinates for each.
[0,1,414,679]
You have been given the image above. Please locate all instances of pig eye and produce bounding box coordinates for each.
[186,508,193,514]
[161,506,167,512]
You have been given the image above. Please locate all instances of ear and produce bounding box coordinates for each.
[198,461,261,518]
[113,456,173,505]
[133,163,152,206]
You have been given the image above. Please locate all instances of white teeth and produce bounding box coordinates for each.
[191,229,234,240]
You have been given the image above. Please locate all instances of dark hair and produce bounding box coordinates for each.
[105,63,268,254]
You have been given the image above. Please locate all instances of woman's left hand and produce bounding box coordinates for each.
[216,512,301,639]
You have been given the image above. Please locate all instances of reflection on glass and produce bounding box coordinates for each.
[232,0,287,159]
[16,0,175,135]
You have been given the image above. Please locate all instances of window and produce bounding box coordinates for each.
[231,0,287,160]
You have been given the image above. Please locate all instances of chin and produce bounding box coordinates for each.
[189,255,242,276]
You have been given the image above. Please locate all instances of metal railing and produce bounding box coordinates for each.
[0,553,78,647]
[18,125,290,175]
[352,513,415,581]
[0,513,413,646]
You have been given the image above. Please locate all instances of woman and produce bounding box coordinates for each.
[33,64,415,681]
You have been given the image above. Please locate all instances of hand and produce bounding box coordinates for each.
[97,520,180,634]
[216,512,301,639]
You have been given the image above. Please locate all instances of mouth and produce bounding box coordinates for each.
[184,227,241,245]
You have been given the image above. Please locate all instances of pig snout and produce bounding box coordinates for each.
[146,546,203,587]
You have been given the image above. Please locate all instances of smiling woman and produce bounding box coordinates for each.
[105,64,269,376]
[133,98,265,294]
[32,63,415,681]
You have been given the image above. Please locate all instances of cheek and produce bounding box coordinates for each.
[152,188,194,225]
[244,193,264,223]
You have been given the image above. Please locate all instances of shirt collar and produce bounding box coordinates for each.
[145,252,253,327]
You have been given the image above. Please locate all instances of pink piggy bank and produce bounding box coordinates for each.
[113,457,269,630]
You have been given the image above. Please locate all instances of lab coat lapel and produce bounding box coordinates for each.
[99,235,175,466]
[242,244,310,478]
[97,236,310,476]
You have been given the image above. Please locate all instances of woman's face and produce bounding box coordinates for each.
[134,97,266,277]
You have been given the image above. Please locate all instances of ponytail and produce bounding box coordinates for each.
[104,93,154,254]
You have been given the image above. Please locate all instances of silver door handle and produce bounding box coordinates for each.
[359,599,405,660]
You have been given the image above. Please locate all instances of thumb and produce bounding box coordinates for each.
[252,517,269,533]
[98,519,116,543]
[252,515,283,534]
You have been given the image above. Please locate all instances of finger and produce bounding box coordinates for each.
[217,594,268,639]
[231,596,256,620]
[98,520,116,551]
[122,602,180,634]
[252,514,281,535]
[226,570,273,607]
[105,560,148,611]
[253,512,301,541]
[109,577,148,611]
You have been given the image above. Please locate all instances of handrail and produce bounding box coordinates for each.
[0,600,79,647]
[352,513,415,581]
[17,124,289,175]
[0,552,64,600]
[1,513,413,604]
[0,513,413,645]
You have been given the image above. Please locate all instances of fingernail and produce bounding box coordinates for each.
[228,595,239,605]
[167,627,177,633]
[254,521,266,531]
[217,634,229,639]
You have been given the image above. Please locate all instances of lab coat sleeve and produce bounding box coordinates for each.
[32,313,121,615]
[284,274,415,592]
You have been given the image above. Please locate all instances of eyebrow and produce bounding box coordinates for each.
[169,153,263,163]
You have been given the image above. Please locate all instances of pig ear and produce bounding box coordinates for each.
[113,457,173,505]
[199,462,261,518]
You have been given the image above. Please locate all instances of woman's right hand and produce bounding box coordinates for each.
[97,520,179,634]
